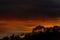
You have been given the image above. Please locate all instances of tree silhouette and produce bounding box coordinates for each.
[2,36,9,40]
[53,26,60,32]
[14,35,20,40]
[10,34,15,40]
[45,27,53,32]
[32,25,45,33]
[1,25,60,40]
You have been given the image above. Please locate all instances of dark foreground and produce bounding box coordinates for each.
[1,25,60,40]
[1,32,60,40]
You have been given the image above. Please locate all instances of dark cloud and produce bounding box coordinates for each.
[0,0,60,18]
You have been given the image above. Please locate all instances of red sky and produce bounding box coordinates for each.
[0,17,60,38]
[0,17,60,33]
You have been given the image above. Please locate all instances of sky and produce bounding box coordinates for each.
[0,0,60,38]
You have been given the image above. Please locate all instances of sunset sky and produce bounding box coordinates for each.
[0,0,60,38]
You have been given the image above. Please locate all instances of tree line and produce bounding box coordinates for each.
[1,25,60,40]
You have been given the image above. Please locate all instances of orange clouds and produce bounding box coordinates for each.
[0,17,60,34]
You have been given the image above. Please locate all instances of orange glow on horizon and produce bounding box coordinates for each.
[0,17,60,33]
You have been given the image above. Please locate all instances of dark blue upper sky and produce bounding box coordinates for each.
[0,0,60,18]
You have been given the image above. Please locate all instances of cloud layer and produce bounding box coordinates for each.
[0,0,60,18]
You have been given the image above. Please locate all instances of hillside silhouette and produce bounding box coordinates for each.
[1,25,60,40]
